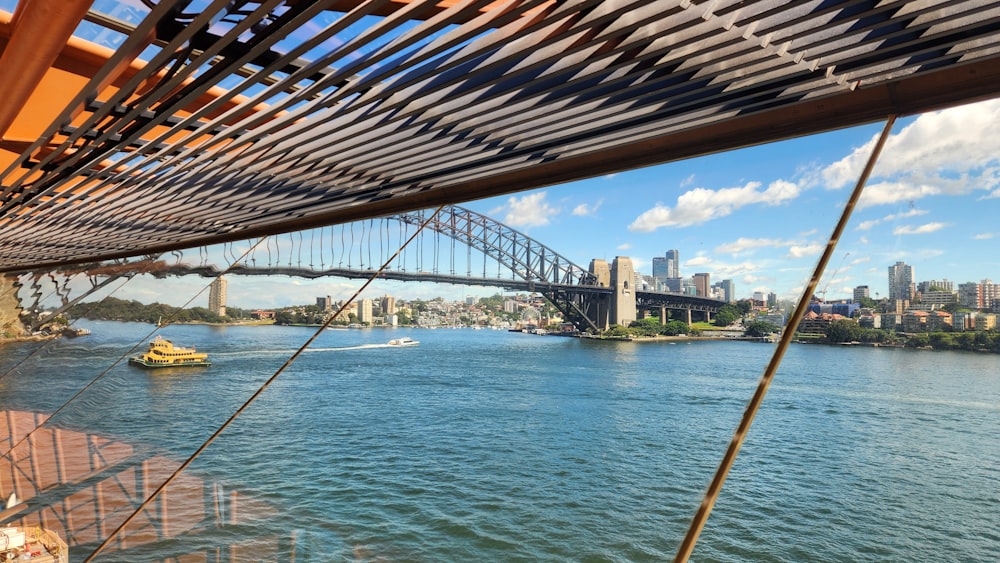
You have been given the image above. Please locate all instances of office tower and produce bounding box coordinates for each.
[209,277,228,317]
[888,261,914,301]
[665,249,680,278]
[693,272,710,297]
[853,285,870,303]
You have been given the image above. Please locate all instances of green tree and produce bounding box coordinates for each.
[661,320,690,336]
[825,319,863,343]
[714,304,741,327]
[396,310,412,325]
[736,299,753,316]
[857,297,879,309]
[906,333,930,348]
[744,320,780,338]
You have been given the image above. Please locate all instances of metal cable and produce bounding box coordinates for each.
[84,207,445,562]
[0,238,270,462]
[674,116,897,561]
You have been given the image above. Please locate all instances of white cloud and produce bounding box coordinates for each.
[973,232,996,240]
[849,256,870,266]
[499,192,559,227]
[685,255,712,267]
[628,179,800,231]
[855,207,928,229]
[572,199,603,216]
[714,237,798,255]
[680,173,695,188]
[824,99,1000,207]
[857,181,944,208]
[892,222,947,235]
[616,243,632,250]
[787,243,823,258]
[855,219,880,231]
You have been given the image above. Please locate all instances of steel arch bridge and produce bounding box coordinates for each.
[17,205,725,332]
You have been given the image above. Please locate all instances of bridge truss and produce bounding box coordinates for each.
[15,205,724,333]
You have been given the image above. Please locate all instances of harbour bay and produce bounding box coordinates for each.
[2,321,998,561]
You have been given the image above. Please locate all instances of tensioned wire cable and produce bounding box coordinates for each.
[0,238,270,461]
[84,205,446,562]
[674,115,897,562]
[0,273,136,384]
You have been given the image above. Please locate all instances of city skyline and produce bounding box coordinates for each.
[39,98,1000,310]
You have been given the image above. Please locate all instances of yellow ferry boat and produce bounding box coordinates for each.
[128,336,211,368]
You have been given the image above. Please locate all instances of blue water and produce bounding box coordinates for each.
[2,321,998,561]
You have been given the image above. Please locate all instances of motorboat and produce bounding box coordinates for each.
[387,337,419,347]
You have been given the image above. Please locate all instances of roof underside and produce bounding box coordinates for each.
[2,0,1000,273]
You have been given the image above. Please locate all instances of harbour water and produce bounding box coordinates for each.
[2,320,998,561]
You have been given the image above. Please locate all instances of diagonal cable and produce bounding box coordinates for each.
[84,206,445,562]
[674,115,897,562]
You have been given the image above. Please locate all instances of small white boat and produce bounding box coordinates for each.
[387,337,419,347]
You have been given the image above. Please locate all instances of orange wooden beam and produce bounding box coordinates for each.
[0,0,95,139]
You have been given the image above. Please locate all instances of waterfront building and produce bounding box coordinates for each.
[757,313,785,327]
[795,311,847,335]
[317,295,333,310]
[358,299,374,324]
[974,313,997,331]
[888,261,915,301]
[853,285,870,303]
[902,310,953,332]
[882,313,904,331]
[858,313,881,329]
[958,279,1000,310]
[208,277,227,317]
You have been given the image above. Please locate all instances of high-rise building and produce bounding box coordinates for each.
[317,295,333,310]
[716,279,735,303]
[693,272,710,297]
[208,277,227,317]
[665,249,680,279]
[381,295,396,315]
[888,261,914,301]
[651,257,668,280]
[358,298,374,324]
[853,285,870,303]
[958,279,1000,310]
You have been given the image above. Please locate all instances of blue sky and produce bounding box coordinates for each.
[62,98,1000,309]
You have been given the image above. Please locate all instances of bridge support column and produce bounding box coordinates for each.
[685,307,692,326]
[705,311,712,324]
[659,306,667,324]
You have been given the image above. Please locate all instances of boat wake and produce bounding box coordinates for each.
[210,343,404,357]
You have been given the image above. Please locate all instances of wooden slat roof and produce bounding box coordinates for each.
[2,0,1000,272]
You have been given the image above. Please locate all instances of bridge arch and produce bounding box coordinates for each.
[16,205,726,333]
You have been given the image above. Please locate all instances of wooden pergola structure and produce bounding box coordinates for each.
[1,0,998,272]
